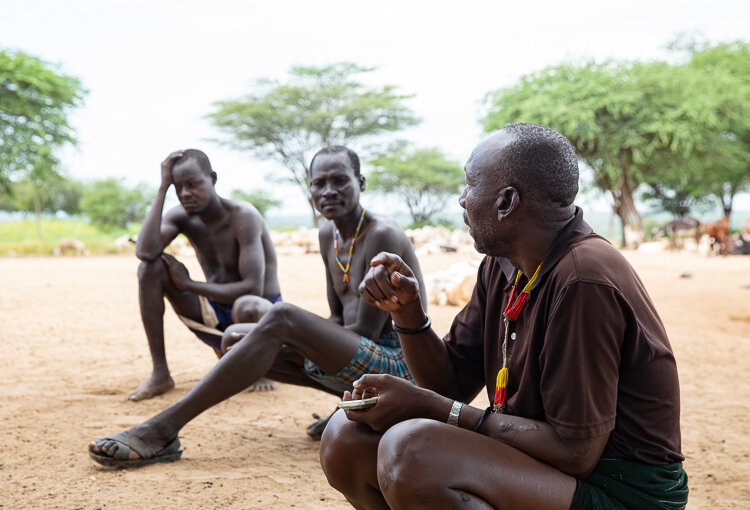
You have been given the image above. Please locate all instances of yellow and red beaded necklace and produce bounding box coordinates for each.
[493,262,543,413]
[334,209,366,283]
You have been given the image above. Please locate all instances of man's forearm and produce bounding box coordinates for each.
[391,303,463,397]
[136,187,169,260]
[182,279,263,305]
[469,410,604,478]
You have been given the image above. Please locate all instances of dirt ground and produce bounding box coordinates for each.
[1,250,749,509]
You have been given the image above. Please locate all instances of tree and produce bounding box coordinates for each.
[0,49,86,192]
[368,142,464,226]
[681,41,750,216]
[80,178,154,231]
[230,188,281,218]
[482,59,727,247]
[629,40,750,221]
[208,63,420,226]
[0,174,83,238]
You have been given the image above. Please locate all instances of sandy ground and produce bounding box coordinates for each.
[1,250,749,509]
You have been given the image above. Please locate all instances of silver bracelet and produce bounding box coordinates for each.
[447,400,463,426]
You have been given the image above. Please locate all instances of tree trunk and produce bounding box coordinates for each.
[611,182,644,248]
[33,194,42,240]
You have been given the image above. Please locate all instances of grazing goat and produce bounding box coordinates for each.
[651,217,701,250]
[53,238,89,256]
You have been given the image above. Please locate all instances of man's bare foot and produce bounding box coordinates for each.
[127,374,175,401]
[247,377,277,392]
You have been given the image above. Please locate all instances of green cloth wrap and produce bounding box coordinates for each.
[573,459,688,510]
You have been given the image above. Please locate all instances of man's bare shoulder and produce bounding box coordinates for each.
[163,205,190,228]
[364,212,411,250]
[318,219,335,240]
[223,198,264,229]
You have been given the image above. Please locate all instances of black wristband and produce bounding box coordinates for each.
[473,406,493,433]
[391,314,431,335]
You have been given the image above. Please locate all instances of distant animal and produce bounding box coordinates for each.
[728,233,750,255]
[53,238,89,256]
[651,217,701,250]
[700,216,730,255]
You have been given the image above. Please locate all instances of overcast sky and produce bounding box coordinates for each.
[2,0,749,218]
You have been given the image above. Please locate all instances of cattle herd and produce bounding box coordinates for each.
[651,216,750,255]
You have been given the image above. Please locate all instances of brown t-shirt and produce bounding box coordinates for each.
[444,209,683,464]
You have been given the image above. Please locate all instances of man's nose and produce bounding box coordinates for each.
[458,187,467,208]
[322,184,338,197]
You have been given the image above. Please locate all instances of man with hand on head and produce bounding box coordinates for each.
[321,124,688,510]
[129,149,280,401]
[89,145,426,467]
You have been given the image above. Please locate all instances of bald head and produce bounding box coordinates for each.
[471,123,578,220]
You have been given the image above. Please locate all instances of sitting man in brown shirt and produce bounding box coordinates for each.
[321,123,688,510]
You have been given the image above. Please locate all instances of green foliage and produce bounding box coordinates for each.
[0,174,82,215]
[230,188,281,218]
[208,63,420,225]
[80,178,154,231]
[481,42,750,245]
[0,218,132,255]
[0,49,86,192]
[368,142,464,224]
[681,41,750,213]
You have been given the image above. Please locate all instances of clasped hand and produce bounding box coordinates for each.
[358,252,420,313]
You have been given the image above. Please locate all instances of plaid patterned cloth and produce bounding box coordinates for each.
[302,332,414,393]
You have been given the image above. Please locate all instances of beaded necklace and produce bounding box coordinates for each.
[493,262,542,413]
[334,209,366,283]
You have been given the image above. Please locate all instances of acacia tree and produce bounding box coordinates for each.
[482,60,722,247]
[208,63,419,226]
[0,50,85,192]
[680,41,750,217]
[368,142,464,226]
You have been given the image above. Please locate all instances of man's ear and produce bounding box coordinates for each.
[210,171,218,185]
[496,186,520,220]
[359,175,366,191]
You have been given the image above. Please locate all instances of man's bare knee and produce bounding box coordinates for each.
[231,295,272,323]
[320,410,353,485]
[254,302,299,336]
[137,258,166,283]
[377,419,439,499]
[321,410,376,492]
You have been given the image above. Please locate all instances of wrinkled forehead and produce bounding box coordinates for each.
[310,152,357,179]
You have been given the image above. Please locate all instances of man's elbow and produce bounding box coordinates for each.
[563,458,599,479]
[556,435,608,478]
